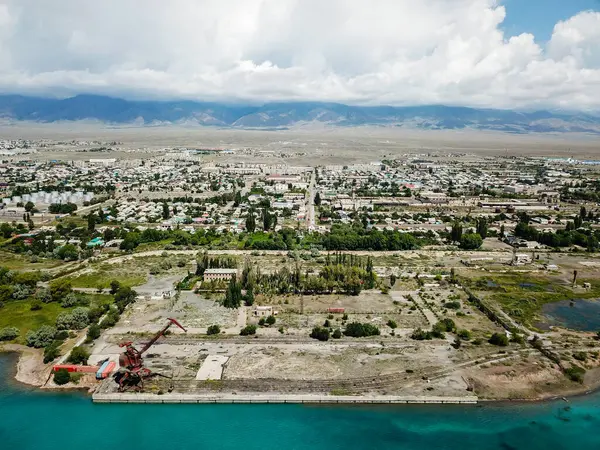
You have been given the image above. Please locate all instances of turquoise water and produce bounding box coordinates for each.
[1,354,600,449]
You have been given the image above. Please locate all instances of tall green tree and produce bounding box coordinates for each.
[87,213,96,232]
[314,192,321,206]
[450,221,463,243]
[476,218,488,239]
[245,212,256,232]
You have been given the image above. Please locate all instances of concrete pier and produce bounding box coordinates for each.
[93,392,478,404]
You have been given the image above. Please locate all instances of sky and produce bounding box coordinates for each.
[0,0,599,111]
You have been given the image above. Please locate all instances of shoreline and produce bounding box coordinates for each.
[2,348,599,405]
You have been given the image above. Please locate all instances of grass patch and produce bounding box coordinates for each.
[330,387,354,396]
[66,271,147,289]
[0,301,65,344]
[0,294,113,343]
[0,251,62,270]
[134,239,175,252]
[469,274,600,328]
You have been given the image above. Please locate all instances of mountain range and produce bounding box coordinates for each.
[0,94,599,134]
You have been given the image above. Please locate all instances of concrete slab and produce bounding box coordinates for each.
[195,355,229,380]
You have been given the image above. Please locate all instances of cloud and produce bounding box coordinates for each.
[0,0,598,110]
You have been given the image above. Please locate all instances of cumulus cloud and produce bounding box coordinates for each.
[0,0,598,110]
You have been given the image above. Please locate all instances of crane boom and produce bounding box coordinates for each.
[139,318,187,355]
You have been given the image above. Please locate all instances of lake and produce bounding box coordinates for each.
[541,299,600,331]
[1,353,600,449]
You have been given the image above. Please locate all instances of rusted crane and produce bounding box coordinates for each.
[114,318,187,392]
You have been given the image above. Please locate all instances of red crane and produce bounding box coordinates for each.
[114,318,187,392]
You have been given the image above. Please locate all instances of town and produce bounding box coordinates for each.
[1,132,600,404]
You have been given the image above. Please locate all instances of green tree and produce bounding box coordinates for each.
[24,201,35,212]
[49,279,73,303]
[314,192,322,206]
[344,322,380,337]
[26,326,57,348]
[223,277,242,309]
[109,280,121,295]
[207,325,221,335]
[460,233,483,250]
[86,324,101,342]
[87,213,96,232]
[56,244,79,261]
[162,203,170,220]
[67,346,90,365]
[476,218,488,239]
[245,212,256,233]
[310,326,330,341]
[451,221,463,243]
[0,327,19,341]
[44,342,61,363]
[114,287,137,312]
[53,369,71,385]
[266,315,276,326]
[365,257,376,289]
[240,325,257,336]
[243,287,255,306]
[234,191,242,207]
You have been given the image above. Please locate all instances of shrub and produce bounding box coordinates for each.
[240,325,257,336]
[573,352,588,362]
[30,300,43,311]
[0,327,19,341]
[344,322,380,338]
[323,319,331,328]
[55,330,69,341]
[387,320,398,329]
[53,369,70,385]
[35,287,52,303]
[444,301,461,310]
[207,325,221,335]
[67,346,90,365]
[489,332,509,347]
[332,328,342,339]
[437,318,456,332]
[266,315,276,326]
[26,326,57,348]
[410,328,432,341]
[457,329,472,341]
[511,334,525,345]
[258,318,266,326]
[565,366,586,383]
[61,293,79,308]
[310,326,330,341]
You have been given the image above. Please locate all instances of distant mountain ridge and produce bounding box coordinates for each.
[0,94,599,134]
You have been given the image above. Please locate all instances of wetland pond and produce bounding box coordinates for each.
[541,299,600,331]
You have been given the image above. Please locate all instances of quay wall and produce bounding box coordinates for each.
[93,393,478,405]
